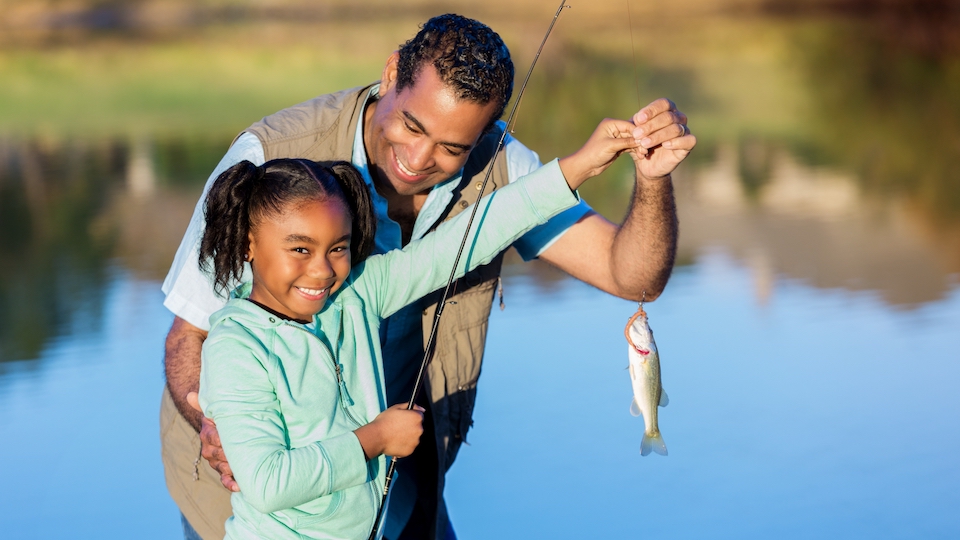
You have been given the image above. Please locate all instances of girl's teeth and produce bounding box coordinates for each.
[299,287,326,295]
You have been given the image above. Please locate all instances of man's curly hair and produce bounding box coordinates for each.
[397,14,514,131]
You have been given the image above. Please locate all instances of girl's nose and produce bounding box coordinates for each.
[308,256,336,279]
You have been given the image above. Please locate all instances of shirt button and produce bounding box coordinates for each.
[475,181,483,191]
[269,317,276,323]
[459,200,469,209]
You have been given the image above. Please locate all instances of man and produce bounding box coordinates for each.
[161,14,694,540]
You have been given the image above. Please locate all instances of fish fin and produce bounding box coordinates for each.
[640,432,668,457]
[659,389,669,407]
[630,398,642,417]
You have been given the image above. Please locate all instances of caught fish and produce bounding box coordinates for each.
[625,304,668,456]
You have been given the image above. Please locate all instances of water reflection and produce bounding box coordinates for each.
[0,14,957,362]
[0,135,230,363]
[788,13,960,225]
[677,144,958,306]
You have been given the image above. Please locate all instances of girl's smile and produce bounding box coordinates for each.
[246,198,353,322]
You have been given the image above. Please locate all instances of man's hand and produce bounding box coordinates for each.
[630,98,696,180]
[187,392,240,492]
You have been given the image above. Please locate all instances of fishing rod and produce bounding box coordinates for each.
[368,2,569,538]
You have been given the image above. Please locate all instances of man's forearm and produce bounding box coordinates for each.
[609,171,678,301]
[164,316,208,432]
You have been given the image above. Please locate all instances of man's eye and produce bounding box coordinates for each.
[404,122,419,134]
[443,146,465,157]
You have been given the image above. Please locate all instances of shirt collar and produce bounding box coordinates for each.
[351,84,464,251]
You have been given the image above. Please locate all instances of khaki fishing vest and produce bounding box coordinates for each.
[247,84,511,528]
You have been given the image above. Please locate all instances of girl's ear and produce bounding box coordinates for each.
[246,231,256,263]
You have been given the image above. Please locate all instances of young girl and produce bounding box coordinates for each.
[197,127,637,539]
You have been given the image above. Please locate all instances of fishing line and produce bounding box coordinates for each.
[626,0,647,307]
[367,2,570,538]
[626,0,642,111]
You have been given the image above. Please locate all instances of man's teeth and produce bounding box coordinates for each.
[298,286,327,296]
[396,156,418,177]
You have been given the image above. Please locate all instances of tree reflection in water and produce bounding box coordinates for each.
[0,136,229,364]
[0,9,957,364]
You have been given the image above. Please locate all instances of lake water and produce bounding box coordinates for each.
[1,3,959,539]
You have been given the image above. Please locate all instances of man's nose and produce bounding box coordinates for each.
[406,139,434,171]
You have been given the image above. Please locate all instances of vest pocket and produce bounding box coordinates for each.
[453,278,497,331]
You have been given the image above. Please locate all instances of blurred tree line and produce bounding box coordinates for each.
[0,0,957,364]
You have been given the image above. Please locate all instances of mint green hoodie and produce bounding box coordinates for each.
[199,160,578,540]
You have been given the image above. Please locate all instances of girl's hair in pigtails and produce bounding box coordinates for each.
[200,160,263,296]
[199,158,377,297]
[324,161,376,265]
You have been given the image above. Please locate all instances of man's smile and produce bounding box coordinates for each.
[393,151,426,181]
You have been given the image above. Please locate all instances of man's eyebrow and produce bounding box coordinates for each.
[403,111,474,152]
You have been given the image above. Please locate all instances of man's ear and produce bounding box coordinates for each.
[379,51,400,94]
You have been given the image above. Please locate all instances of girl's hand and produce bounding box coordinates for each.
[355,404,425,459]
[558,117,640,190]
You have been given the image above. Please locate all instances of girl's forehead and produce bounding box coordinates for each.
[255,196,347,222]
[255,198,352,236]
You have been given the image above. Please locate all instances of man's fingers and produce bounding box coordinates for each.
[634,98,677,124]
[222,474,240,492]
[201,442,227,463]
[634,110,684,134]
[663,132,697,151]
[218,464,239,493]
[634,116,690,150]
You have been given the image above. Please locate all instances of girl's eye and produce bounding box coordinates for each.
[331,246,348,253]
[293,247,309,254]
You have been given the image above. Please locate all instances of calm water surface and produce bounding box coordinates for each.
[0,259,957,538]
[1,7,959,539]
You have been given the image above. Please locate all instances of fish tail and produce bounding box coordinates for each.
[641,432,668,457]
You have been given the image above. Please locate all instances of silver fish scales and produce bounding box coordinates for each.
[625,304,668,456]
